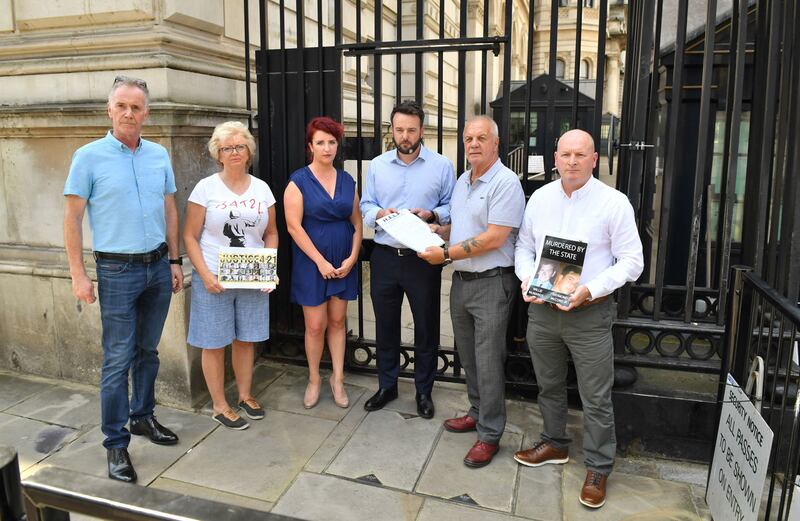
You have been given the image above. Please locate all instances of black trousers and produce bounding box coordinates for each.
[369,246,442,394]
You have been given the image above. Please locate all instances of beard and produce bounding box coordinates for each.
[394,137,422,155]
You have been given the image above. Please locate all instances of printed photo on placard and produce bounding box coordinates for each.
[526,235,588,306]
[218,247,278,289]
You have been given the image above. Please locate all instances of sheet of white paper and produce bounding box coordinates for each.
[528,155,545,174]
[376,209,445,252]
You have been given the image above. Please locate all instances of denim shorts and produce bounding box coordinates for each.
[188,271,270,349]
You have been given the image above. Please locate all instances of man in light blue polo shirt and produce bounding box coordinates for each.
[420,115,525,467]
[63,75,183,483]
[361,101,455,418]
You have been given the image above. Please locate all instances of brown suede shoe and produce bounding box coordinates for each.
[463,440,499,468]
[443,415,477,433]
[514,441,569,467]
[579,470,608,508]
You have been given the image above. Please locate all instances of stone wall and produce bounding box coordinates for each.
[0,0,258,408]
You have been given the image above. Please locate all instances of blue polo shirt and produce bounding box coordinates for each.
[361,145,456,248]
[64,131,177,253]
[450,158,525,272]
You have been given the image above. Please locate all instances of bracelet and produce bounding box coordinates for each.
[169,257,183,265]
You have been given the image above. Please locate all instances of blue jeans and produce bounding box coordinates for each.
[96,256,172,449]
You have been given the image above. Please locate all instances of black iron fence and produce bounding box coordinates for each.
[244,0,800,391]
[713,267,800,519]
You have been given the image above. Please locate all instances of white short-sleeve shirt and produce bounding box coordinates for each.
[188,173,276,274]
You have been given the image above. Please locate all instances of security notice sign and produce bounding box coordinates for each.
[706,374,774,521]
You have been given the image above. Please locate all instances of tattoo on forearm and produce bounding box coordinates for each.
[460,238,480,256]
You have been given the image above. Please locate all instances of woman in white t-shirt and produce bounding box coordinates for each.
[183,121,279,431]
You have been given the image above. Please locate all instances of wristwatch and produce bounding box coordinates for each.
[169,257,183,265]
[442,245,452,266]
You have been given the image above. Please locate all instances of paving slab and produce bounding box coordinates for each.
[0,372,54,411]
[258,369,365,422]
[514,462,563,520]
[416,430,523,512]
[198,361,285,415]
[304,391,370,473]
[381,380,469,421]
[151,477,273,512]
[326,408,441,491]
[418,498,533,521]
[42,405,216,485]
[163,409,336,501]
[562,462,700,521]
[0,413,78,471]
[690,484,712,520]
[6,383,100,429]
[271,471,423,521]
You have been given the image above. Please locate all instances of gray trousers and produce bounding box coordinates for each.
[450,272,517,444]
[526,300,616,475]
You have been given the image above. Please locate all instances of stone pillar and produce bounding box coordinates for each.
[0,0,259,409]
[605,52,621,116]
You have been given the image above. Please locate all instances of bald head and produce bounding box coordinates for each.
[554,129,598,193]
[557,129,595,153]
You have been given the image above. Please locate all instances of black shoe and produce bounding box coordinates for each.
[364,386,398,411]
[129,416,179,445]
[416,393,435,419]
[107,448,137,483]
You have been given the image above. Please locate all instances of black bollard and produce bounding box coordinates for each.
[0,445,25,521]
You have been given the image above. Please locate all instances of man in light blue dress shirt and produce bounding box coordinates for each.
[420,115,526,468]
[63,76,184,483]
[360,101,455,418]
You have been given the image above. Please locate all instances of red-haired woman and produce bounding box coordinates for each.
[284,117,362,409]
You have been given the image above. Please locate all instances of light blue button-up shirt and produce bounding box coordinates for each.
[64,131,177,253]
[361,145,456,248]
[450,158,526,272]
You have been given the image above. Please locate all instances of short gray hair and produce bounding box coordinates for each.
[208,121,257,166]
[464,115,499,139]
[108,75,150,106]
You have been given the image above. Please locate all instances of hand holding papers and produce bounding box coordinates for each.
[376,209,445,252]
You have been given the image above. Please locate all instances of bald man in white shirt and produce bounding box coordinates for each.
[512,129,643,509]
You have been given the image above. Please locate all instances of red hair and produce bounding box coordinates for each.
[305,116,344,163]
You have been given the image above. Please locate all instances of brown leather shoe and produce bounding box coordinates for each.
[463,440,499,468]
[579,470,608,508]
[443,415,477,433]
[514,440,569,467]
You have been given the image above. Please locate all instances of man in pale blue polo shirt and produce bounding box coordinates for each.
[63,75,184,483]
[420,115,525,467]
[361,101,456,418]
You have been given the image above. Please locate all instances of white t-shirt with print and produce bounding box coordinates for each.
[188,173,276,274]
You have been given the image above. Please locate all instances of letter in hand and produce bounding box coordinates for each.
[376,207,399,220]
[72,274,96,304]
[418,245,444,265]
[409,208,433,223]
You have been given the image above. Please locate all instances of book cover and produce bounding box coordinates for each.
[218,247,278,289]
[526,235,588,306]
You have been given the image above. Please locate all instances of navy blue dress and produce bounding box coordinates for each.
[289,166,358,306]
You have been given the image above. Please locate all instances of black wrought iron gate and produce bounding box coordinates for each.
[244,0,800,456]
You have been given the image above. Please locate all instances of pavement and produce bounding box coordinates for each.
[1,361,713,520]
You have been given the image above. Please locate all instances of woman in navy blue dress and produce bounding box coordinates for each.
[284,117,362,410]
